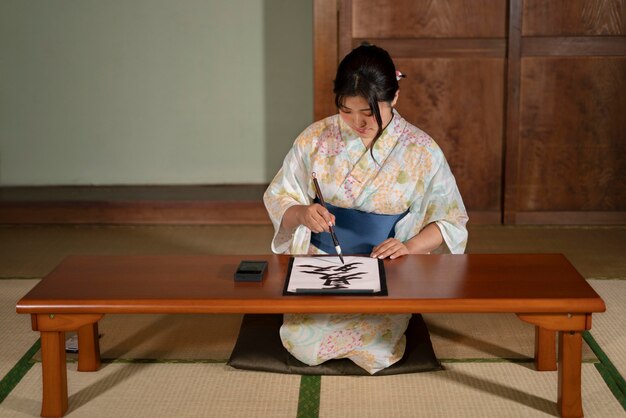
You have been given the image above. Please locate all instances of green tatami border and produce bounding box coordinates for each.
[0,339,40,404]
[440,357,598,364]
[595,363,626,410]
[3,333,622,415]
[583,331,626,410]
[101,358,229,364]
[297,375,320,418]
[31,358,231,365]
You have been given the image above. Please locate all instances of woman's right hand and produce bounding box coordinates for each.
[281,204,335,232]
[294,204,335,233]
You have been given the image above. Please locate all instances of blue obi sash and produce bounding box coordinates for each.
[310,200,409,255]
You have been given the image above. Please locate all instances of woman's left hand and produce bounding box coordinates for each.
[370,238,409,260]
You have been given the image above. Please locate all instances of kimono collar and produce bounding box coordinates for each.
[337,109,405,162]
[372,109,405,161]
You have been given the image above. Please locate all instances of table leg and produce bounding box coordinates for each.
[40,331,68,417]
[77,322,101,372]
[558,331,583,418]
[535,326,557,371]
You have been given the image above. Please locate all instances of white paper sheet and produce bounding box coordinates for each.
[286,256,381,293]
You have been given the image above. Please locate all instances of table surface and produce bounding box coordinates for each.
[16,254,606,315]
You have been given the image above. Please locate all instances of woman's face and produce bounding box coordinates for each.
[338,94,397,143]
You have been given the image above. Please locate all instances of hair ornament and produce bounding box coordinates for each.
[396,70,406,81]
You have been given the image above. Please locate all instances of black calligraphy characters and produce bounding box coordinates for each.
[297,262,365,289]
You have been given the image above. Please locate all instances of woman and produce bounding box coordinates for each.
[264,44,468,374]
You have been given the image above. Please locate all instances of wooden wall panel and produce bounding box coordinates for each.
[523,0,626,35]
[517,57,626,211]
[395,58,505,211]
[327,0,507,221]
[503,0,523,224]
[315,0,626,224]
[314,0,339,120]
[352,0,506,38]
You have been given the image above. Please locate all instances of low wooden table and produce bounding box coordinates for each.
[16,254,605,417]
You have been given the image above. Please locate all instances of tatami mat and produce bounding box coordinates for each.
[424,313,596,361]
[1,225,625,279]
[319,363,624,418]
[0,225,274,278]
[587,280,626,379]
[25,312,594,364]
[32,314,243,362]
[0,280,39,381]
[2,225,624,417]
[466,226,626,279]
[2,363,621,418]
[98,314,242,360]
[0,363,300,418]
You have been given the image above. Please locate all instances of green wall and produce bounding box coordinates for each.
[0,0,313,185]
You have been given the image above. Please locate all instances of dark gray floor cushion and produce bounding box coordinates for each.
[227,314,442,375]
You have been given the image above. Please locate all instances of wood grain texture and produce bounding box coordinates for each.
[316,0,626,224]
[77,322,101,372]
[558,331,584,418]
[394,58,505,212]
[517,57,626,211]
[535,326,557,371]
[351,0,506,38]
[0,184,271,224]
[0,184,267,202]
[353,38,506,58]
[524,0,626,36]
[517,313,589,331]
[0,187,498,224]
[19,253,603,417]
[16,254,606,314]
[515,211,626,224]
[40,331,68,417]
[0,201,269,224]
[35,314,104,332]
[314,0,339,120]
[503,0,523,224]
[339,0,353,59]
[523,36,626,56]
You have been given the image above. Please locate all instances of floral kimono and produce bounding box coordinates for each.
[264,111,468,374]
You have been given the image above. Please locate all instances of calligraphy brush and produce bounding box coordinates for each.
[312,172,345,264]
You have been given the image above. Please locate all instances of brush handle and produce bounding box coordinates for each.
[312,173,344,263]
[312,174,327,207]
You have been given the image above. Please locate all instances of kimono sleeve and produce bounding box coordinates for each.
[263,137,313,254]
[395,152,468,254]
[426,157,469,254]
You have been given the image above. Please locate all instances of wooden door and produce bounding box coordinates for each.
[507,0,626,224]
[314,0,626,225]
[316,0,507,223]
